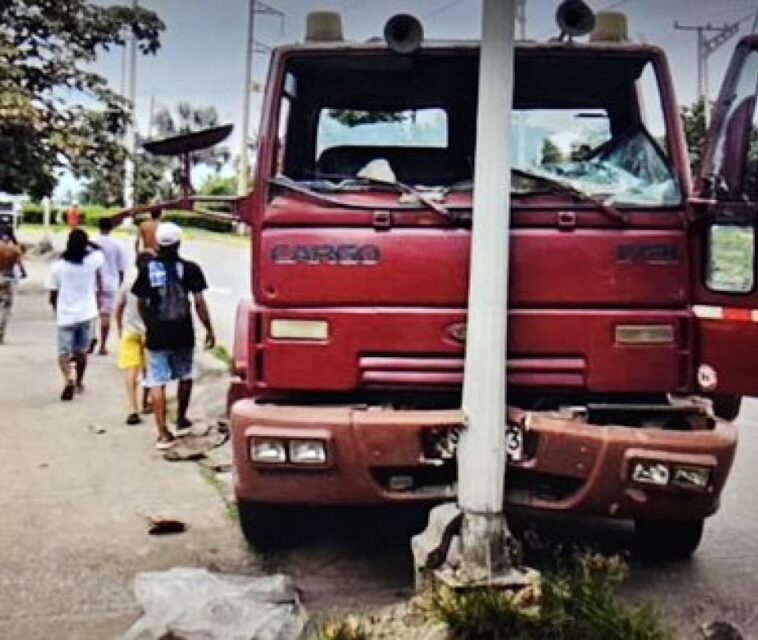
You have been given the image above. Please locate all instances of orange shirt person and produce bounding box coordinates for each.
[66,203,81,228]
[136,208,162,255]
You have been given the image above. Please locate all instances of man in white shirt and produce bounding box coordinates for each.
[95,217,126,355]
[47,229,104,401]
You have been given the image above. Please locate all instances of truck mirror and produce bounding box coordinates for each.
[706,223,755,293]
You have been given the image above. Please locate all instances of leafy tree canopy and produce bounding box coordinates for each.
[680,98,706,174]
[0,0,164,198]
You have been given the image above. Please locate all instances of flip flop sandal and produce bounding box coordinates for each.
[60,382,75,401]
[155,438,176,450]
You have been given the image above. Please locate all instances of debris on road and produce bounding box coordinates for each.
[701,620,745,639]
[162,426,228,462]
[145,516,187,536]
[87,424,107,435]
[122,567,307,640]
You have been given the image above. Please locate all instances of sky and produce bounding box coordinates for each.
[57,0,758,198]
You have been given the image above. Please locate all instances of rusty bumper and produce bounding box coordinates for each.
[230,400,737,521]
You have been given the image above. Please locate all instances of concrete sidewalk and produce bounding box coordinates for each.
[0,257,256,639]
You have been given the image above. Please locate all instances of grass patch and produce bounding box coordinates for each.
[318,555,670,640]
[427,555,670,640]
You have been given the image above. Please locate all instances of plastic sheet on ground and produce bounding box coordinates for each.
[122,567,308,640]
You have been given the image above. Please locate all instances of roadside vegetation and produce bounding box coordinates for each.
[317,555,670,640]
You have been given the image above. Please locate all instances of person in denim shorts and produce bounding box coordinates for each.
[131,222,215,449]
[47,229,104,400]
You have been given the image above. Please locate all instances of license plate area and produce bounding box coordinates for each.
[420,423,525,464]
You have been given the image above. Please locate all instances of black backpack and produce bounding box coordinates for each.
[147,259,191,322]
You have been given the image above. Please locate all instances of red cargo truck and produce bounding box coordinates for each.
[228,13,758,558]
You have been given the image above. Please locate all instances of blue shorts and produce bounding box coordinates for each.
[57,320,92,357]
[144,348,194,388]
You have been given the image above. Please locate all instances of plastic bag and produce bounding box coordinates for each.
[122,567,307,640]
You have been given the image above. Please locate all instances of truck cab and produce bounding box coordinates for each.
[229,17,758,557]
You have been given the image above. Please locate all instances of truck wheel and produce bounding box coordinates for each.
[635,518,704,560]
[237,501,298,552]
[711,394,742,421]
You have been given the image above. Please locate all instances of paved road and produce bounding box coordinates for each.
[0,257,256,639]
[9,228,758,637]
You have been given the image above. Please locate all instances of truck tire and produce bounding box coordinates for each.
[237,501,298,552]
[635,518,704,560]
[711,394,742,421]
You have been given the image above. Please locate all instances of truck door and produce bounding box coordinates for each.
[693,35,758,396]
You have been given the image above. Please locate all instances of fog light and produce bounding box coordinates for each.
[250,439,287,464]
[672,466,711,490]
[270,319,329,340]
[631,461,670,486]
[289,439,327,465]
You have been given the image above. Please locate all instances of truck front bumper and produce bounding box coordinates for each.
[230,400,737,521]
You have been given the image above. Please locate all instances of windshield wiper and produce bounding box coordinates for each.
[274,174,458,222]
[512,168,629,224]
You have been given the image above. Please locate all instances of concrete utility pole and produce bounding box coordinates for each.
[238,1,284,197]
[238,0,257,197]
[457,0,516,573]
[516,0,526,40]
[123,0,138,210]
[674,20,742,122]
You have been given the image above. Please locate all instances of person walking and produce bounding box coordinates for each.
[0,225,25,344]
[66,202,82,229]
[47,229,104,400]
[136,208,162,255]
[131,222,215,449]
[95,217,126,355]
[115,252,152,425]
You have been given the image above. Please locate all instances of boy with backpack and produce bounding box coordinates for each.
[131,222,216,449]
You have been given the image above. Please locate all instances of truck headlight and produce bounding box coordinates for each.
[250,439,287,464]
[270,319,329,340]
[289,439,327,465]
[672,466,711,490]
[631,461,670,486]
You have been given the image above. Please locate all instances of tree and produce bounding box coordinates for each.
[0,0,164,198]
[541,139,563,164]
[680,98,706,174]
[327,110,407,127]
[83,102,230,205]
[151,102,230,171]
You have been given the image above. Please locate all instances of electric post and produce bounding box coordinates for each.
[123,0,138,212]
[674,19,744,122]
[457,0,517,576]
[238,1,284,197]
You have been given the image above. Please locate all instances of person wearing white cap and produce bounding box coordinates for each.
[131,222,216,449]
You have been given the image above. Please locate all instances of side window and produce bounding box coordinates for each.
[706,224,756,293]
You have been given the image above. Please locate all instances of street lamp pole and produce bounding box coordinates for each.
[238,0,256,197]
[457,0,517,573]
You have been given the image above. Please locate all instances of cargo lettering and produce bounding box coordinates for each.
[616,243,678,264]
[271,244,381,266]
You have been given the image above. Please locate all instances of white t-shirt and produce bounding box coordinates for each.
[47,251,105,326]
[97,234,126,292]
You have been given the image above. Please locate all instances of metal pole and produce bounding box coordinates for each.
[458,0,516,572]
[238,0,256,197]
[123,0,138,210]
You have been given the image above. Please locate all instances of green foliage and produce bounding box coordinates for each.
[327,109,407,127]
[680,98,706,174]
[0,0,164,197]
[541,139,564,165]
[200,175,237,197]
[427,555,671,640]
[83,102,230,206]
